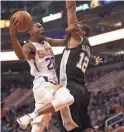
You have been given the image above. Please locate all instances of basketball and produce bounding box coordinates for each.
[11,10,32,32]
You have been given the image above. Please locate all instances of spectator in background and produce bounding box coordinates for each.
[114,124,120,130]
[114,126,124,132]
[105,126,113,132]
[109,103,116,114]
[119,89,124,106]
[90,111,97,126]
[116,104,124,113]
[10,83,16,93]
[1,102,7,122]
[97,109,105,129]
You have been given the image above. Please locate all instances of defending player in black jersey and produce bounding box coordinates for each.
[59,0,103,132]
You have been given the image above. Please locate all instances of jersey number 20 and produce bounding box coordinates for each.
[76,52,89,73]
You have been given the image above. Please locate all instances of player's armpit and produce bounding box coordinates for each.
[22,43,36,60]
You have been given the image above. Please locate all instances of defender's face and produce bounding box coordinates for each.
[80,25,86,37]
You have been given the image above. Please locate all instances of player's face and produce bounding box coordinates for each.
[80,25,86,37]
[32,23,45,39]
[81,31,86,36]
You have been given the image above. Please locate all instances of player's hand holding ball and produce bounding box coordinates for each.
[9,17,19,36]
[9,11,32,37]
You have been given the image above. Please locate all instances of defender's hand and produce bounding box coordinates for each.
[66,20,84,36]
[96,56,103,65]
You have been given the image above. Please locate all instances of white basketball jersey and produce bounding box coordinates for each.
[27,41,57,81]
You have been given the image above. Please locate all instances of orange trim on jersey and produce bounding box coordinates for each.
[48,84,62,89]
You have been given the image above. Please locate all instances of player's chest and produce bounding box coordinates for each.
[36,45,54,59]
[68,45,91,59]
[81,44,91,57]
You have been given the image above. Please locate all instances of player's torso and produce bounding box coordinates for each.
[60,37,92,84]
[27,41,57,79]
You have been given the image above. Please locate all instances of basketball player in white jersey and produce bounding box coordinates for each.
[9,18,82,132]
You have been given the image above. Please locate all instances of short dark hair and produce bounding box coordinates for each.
[81,24,91,37]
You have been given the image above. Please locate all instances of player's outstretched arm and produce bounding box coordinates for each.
[45,0,82,47]
[66,0,77,26]
[66,0,83,48]
[44,22,83,46]
[9,17,25,60]
[43,0,82,46]
[44,37,65,46]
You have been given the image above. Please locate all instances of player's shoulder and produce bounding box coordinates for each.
[82,37,89,43]
[23,42,35,47]
[44,40,51,47]
[81,37,91,46]
[23,43,36,50]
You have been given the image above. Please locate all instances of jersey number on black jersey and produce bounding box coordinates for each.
[76,52,89,73]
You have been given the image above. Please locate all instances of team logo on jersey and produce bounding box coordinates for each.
[82,44,91,57]
[37,47,54,58]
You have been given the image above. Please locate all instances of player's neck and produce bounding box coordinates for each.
[30,36,44,44]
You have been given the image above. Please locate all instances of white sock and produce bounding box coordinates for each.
[28,111,39,119]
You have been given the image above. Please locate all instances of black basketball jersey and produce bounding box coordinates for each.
[60,37,92,86]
